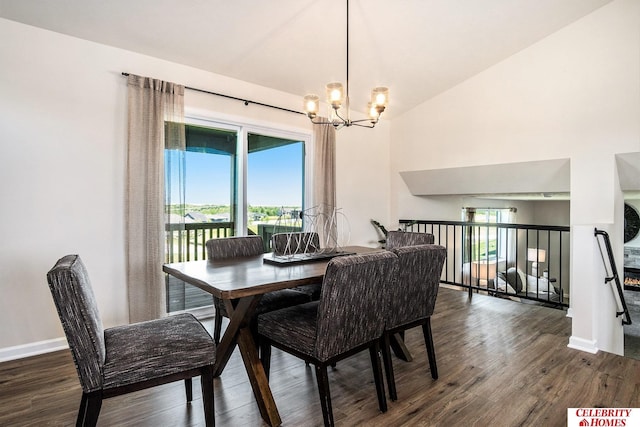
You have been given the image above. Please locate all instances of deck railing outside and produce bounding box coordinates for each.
[400,219,570,308]
[165,222,235,263]
[165,221,303,312]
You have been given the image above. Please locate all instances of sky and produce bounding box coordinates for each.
[183,142,303,206]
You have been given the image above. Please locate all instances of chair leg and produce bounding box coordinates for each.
[369,341,388,413]
[184,378,193,402]
[422,318,438,380]
[76,392,102,427]
[200,366,215,427]
[259,339,272,380]
[213,310,223,345]
[315,364,334,427]
[381,333,397,401]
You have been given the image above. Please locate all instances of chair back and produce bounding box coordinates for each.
[315,251,398,361]
[388,245,446,329]
[46,255,105,393]
[271,232,320,255]
[206,235,264,260]
[386,230,434,250]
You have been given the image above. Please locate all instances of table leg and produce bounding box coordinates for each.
[389,332,413,362]
[213,296,259,377]
[237,325,282,427]
[212,295,282,426]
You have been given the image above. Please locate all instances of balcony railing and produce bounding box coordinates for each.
[400,219,570,309]
[165,221,306,263]
[165,222,235,263]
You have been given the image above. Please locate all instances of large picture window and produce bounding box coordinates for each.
[166,119,310,312]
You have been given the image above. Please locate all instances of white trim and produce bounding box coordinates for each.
[567,336,599,354]
[0,337,68,362]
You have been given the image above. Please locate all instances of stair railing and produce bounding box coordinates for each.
[594,228,632,325]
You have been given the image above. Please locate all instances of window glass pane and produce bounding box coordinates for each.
[166,124,237,313]
[247,133,304,250]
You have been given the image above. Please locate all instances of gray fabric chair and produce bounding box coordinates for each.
[384,230,436,356]
[385,230,435,250]
[258,251,399,427]
[46,255,215,427]
[206,235,310,344]
[271,232,323,300]
[382,244,446,401]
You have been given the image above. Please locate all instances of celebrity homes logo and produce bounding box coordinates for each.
[567,408,638,426]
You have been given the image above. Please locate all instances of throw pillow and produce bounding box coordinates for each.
[505,267,524,293]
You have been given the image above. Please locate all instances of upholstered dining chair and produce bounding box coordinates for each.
[46,255,215,427]
[270,232,323,300]
[206,235,310,344]
[382,244,446,401]
[384,230,436,356]
[257,251,399,427]
[385,230,435,250]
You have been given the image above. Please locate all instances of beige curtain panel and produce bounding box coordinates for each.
[312,121,337,247]
[126,74,185,322]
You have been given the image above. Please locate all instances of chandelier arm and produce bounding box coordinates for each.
[332,107,349,124]
[350,117,378,124]
[352,121,376,129]
[309,117,335,125]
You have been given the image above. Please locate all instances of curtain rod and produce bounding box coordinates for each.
[121,72,305,116]
[462,207,518,212]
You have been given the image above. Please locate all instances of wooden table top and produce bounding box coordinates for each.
[162,246,380,300]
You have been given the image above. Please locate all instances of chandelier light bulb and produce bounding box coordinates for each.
[304,94,320,118]
[367,102,379,122]
[326,82,344,109]
[371,87,389,107]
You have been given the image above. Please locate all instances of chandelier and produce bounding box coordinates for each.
[303,0,389,129]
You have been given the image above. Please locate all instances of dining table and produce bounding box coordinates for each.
[162,245,410,427]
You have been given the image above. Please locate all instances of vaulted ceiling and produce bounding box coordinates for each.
[0,0,613,118]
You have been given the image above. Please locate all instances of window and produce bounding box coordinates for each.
[166,119,310,312]
[247,133,305,251]
[463,208,513,262]
[463,207,515,286]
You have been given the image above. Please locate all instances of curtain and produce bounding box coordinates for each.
[312,120,337,248]
[126,74,185,322]
[461,208,476,284]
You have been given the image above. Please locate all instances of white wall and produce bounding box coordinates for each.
[390,0,639,355]
[0,18,391,358]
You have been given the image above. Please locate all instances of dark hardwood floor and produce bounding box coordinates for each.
[1,287,639,426]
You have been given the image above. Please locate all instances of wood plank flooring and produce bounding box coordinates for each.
[1,287,639,426]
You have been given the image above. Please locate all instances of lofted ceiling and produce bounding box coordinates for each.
[0,0,613,118]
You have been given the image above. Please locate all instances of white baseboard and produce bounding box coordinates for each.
[0,337,68,363]
[567,336,599,354]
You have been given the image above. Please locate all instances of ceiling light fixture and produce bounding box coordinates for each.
[303,0,388,129]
